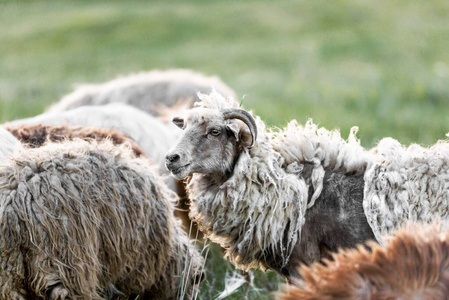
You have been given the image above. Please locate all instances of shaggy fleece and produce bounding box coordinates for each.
[270,120,375,207]
[278,223,449,300]
[0,139,202,299]
[364,137,449,242]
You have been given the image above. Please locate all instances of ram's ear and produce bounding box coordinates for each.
[226,121,253,148]
[172,117,185,129]
[226,122,240,141]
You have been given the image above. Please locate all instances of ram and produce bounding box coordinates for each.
[165,91,449,281]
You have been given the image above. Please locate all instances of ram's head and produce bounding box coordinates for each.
[165,107,257,179]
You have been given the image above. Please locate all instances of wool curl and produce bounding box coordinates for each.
[364,137,449,243]
[0,139,203,299]
[278,223,449,300]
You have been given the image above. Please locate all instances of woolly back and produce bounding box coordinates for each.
[0,126,21,162]
[47,69,236,115]
[0,139,177,298]
[188,92,309,270]
[270,120,375,205]
[364,137,449,242]
[278,223,449,300]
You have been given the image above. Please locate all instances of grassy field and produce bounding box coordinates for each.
[1,0,449,299]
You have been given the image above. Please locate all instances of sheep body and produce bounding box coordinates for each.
[278,223,449,300]
[5,123,197,243]
[0,139,203,299]
[271,122,449,243]
[47,69,236,115]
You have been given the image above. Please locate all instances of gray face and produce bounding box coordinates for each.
[165,113,241,180]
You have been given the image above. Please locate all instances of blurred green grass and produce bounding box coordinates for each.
[1,0,448,147]
[1,0,449,298]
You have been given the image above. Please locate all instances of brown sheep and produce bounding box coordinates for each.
[278,223,449,300]
[0,139,204,299]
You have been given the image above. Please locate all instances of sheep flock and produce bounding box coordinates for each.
[1,68,449,299]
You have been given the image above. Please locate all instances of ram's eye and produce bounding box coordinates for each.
[210,129,221,136]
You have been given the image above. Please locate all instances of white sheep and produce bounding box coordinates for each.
[47,69,237,115]
[0,139,204,299]
[165,91,449,281]
[4,103,178,176]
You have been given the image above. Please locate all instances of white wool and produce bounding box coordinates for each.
[47,69,236,115]
[0,127,21,163]
[270,120,375,205]
[364,137,449,243]
[195,90,240,110]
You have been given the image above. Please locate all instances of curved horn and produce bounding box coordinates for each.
[222,108,258,148]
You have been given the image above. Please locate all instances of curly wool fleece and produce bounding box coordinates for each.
[0,139,203,299]
[364,137,449,242]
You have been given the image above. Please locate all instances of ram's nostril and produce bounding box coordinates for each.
[166,154,180,163]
